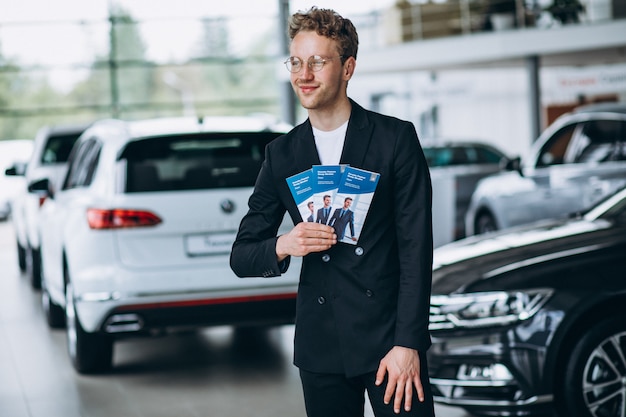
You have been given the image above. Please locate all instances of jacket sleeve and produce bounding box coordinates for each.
[392,122,433,352]
[230,146,290,278]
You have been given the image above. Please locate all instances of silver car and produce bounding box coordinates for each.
[465,102,626,236]
[423,140,510,243]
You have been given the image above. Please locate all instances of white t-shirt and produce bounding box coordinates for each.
[313,120,348,166]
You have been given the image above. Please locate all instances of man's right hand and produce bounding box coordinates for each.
[276,222,336,261]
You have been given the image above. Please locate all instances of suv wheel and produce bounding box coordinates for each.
[475,212,498,235]
[41,277,65,328]
[65,281,113,374]
[17,240,27,272]
[559,317,626,417]
[27,245,42,289]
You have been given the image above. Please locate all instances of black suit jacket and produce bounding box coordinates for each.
[230,100,433,377]
[328,208,355,240]
[316,207,332,225]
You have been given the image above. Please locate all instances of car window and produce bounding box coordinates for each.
[424,147,467,167]
[423,148,442,167]
[119,132,280,193]
[474,146,504,163]
[424,145,502,167]
[569,120,626,163]
[536,123,577,167]
[63,139,101,190]
[40,133,82,165]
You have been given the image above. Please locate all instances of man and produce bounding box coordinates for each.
[328,196,356,242]
[306,201,315,222]
[230,7,434,417]
[315,194,332,224]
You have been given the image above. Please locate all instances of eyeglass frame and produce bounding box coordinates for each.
[283,55,345,73]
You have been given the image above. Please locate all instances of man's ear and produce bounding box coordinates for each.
[343,56,356,80]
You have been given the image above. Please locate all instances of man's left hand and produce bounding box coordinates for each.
[375,346,425,414]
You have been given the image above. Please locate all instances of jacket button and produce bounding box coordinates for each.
[355,247,364,256]
[321,254,331,262]
[366,289,373,297]
[317,296,326,304]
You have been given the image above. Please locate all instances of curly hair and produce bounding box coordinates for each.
[288,7,359,61]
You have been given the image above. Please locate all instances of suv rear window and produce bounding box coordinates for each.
[41,133,83,165]
[119,132,281,192]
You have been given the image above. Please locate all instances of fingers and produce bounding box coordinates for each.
[392,376,405,413]
[277,223,336,258]
[414,374,425,403]
[375,362,387,386]
[376,347,426,414]
[390,376,423,414]
[383,374,396,407]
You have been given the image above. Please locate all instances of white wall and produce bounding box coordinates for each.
[349,62,626,160]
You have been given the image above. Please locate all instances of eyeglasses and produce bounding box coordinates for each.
[284,55,344,73]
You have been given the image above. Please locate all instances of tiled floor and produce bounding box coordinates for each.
[0,221,469,417]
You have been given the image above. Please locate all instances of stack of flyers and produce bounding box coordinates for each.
[286,165,380,245]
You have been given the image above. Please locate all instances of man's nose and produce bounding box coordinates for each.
[299,64,314,79]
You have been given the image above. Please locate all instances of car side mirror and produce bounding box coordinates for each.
[503,156,523,176]
[28,178,54,200]
[5,162,27,177]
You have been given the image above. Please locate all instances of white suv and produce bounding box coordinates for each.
[35,116,300,373]
[9,124,89,286]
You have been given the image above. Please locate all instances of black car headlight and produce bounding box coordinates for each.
[429,288,553,330]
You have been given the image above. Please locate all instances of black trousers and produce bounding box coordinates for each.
[299,352,435,417]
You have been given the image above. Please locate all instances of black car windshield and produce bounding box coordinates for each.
[119,132,280,192]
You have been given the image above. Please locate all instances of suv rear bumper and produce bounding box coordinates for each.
[95,292,297,335]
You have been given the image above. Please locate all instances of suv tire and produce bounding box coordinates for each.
[475,212,498,235]
[17,240,27,272]
[42,278,65,328]
[65,281,113,374]
[27,246,42,289]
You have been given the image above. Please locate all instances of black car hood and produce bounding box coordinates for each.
[431,217,622,295]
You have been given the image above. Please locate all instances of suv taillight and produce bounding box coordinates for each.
[87,208,162,230]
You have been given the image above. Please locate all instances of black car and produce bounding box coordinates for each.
[427,187,626,417]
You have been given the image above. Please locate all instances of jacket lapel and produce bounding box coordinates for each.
[291,119,321,171]
[340,100,374,168]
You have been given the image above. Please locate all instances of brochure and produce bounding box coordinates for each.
[286,165,380,245]
[309,165,347,225]
[329,166,380,245]
[286,169,315,222]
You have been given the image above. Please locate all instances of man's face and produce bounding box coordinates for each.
[308,203,314,212]
[344,199,352,209]
[323,196,331,207]
[289,31,347,112]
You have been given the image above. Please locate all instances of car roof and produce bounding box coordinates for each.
[86,115,290,141]
[78,115,293,154]
[573,102,626,115]
[37,123,92,136]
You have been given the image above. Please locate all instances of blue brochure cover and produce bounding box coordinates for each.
[329,166,380,245]
[309,165,347,225]
[286,169,316,222]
